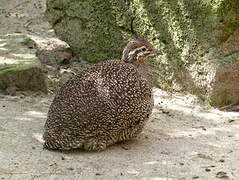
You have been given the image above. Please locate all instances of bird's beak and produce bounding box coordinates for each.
[149,49,162,56]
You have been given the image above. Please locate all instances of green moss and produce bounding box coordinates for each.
[47,0,218,63]
[210,91,230,107]
[21,37,37,49]
[0,67,47,92]
[0,60,46,92]
[217,21,239,44]
[46,0,238,62]
[52,0,131,63]
[214,0,239,44]
[47,0,71,9]
[0,62,40,76]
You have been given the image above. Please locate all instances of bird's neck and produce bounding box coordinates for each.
[121,56,152,85]
[134,62,153,86]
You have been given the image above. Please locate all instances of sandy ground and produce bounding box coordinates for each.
[0,0,239,180]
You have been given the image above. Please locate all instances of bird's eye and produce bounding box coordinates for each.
[141,47,146,52]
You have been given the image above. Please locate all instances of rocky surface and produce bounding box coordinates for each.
[45,0,239,107]
[0,0,90,94]
[0,34,47,93]
[210,29,239,106]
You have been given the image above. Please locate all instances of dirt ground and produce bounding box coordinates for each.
[0,0,239,180]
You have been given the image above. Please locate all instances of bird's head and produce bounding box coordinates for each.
[122,38,161,64]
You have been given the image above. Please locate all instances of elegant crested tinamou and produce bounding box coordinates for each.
[43,38,161,151]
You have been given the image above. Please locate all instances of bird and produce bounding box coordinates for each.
[43,37,161,151]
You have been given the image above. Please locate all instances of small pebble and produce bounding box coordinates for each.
[228,119,235,123]
[49,163,57,166]
[216,171,229,179]
[205,168,211,172]
[67,167,74,171]
[192,176,199,179]
[160,151,169,155]
[162,109,170,114]
[219,159,225,163]
[95,173,101,176]
[121,146,130,150]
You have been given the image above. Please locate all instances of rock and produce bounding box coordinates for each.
[197,153,213,160]
[215,171,229,179]
[0,34,47,93]
[209,29,239,106]
[45,0,239,107]
[5,85,17,96]
[36,48,74,67]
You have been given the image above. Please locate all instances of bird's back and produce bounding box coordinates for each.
[43,60,153,150]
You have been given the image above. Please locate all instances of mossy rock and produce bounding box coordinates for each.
[46,0,239,107]
[0,34,47,93]
[210,61,239,107]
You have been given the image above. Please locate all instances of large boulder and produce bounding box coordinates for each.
[45,0,239,107]
[0,34,47,93]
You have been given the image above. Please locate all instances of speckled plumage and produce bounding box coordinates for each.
[43,38,160,151]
